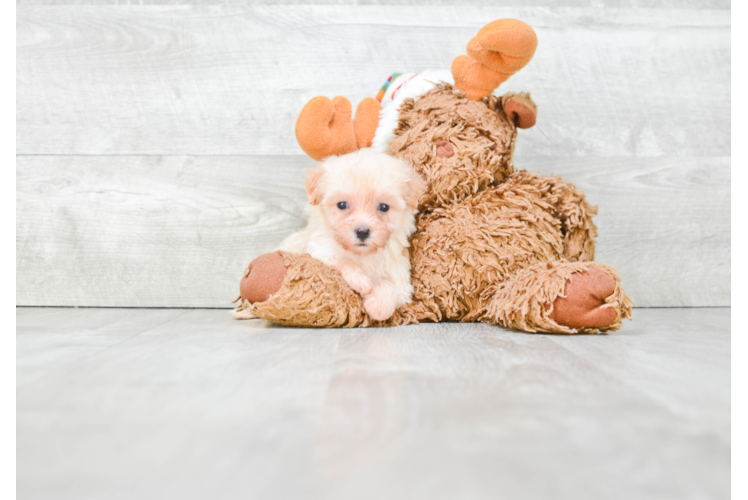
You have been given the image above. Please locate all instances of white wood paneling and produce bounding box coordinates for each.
[727,158,748,307]
[17,6,730,156]
[16,4,731,307]
[17,307,730,500]
[16,154,729,307]
[16,0,734,7]
[17,155,312,307]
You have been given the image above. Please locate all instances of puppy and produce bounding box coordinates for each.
[278,148,427,321]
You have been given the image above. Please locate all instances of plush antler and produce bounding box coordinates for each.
[452,19,538,100]
[295,96,381,161]
[352,97,382,149]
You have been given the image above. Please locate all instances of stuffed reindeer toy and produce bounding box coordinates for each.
[233,19,633,333]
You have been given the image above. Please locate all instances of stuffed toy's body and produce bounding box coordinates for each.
[232,19,633,333]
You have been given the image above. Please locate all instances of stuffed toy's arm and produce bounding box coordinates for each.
[503,171,599,262]
[541,176,599,262]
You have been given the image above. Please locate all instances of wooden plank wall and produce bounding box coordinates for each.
[16,2,731,308]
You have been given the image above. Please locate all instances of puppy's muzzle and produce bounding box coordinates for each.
[355,226,371,241]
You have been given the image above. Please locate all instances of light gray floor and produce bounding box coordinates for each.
[17,307,730,500]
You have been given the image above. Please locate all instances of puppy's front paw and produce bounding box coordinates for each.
[363,285,397,321]
[341,267,373,296]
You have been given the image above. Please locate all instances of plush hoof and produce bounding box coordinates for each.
[240,252,287,304]
[549,268,617,329]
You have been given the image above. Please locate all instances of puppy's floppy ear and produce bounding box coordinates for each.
[405,172,428,210]
[305,165,325,205]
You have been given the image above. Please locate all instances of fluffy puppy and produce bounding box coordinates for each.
[278,148,427,321]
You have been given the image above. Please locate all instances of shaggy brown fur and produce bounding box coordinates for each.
[388,84,517,211]
[236,84,633,333]
[405,170,595,323]
[235,251,632,333]
[235,251,421,328]
[483,261,632,333]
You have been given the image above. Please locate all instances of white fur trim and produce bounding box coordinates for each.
[371,69,454,153]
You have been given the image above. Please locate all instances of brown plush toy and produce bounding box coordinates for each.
[232,19,633,333]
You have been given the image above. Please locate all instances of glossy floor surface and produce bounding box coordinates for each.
[17,307,730,500]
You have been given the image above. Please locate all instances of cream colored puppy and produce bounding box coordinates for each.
[278,148,426,321]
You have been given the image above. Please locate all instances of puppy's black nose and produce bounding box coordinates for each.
[355,226,370,241]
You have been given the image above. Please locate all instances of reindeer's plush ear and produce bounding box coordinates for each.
[452,19,538,100]
[502,92,538,129]
[305,165,326,205]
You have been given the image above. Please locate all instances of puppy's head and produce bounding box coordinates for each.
[305,148,427,256]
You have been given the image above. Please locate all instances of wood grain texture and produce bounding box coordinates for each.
[727,158,748,307]
[16,4,731,307]
[16,0,734,7]
[16,154,730,308]
[17,155,313,307]
[16,306,730,500]
[16,308,188,387]
[17,5,730,156]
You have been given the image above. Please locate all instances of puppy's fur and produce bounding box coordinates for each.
[278,148,426,321]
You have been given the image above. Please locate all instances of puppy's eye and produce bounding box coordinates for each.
[378,203,390,212]
[337,202,348,210]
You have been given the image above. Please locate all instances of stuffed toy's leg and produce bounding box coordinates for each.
[233,253,632,332]
[232,252,427,327]
[481,261,633,334]
[231,251,368,327]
